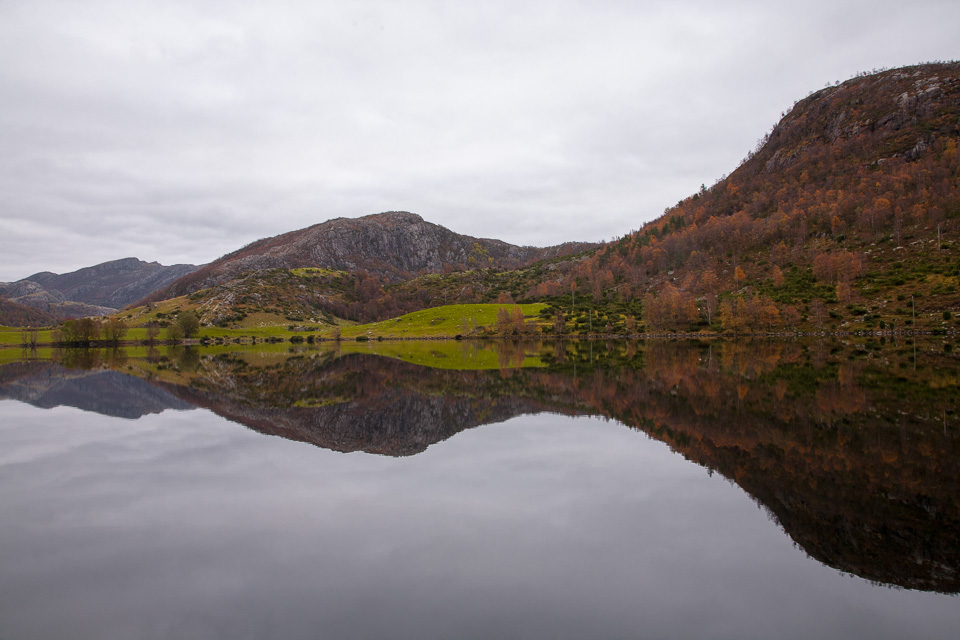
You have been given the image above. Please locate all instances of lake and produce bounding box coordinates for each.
[0,338,958,639]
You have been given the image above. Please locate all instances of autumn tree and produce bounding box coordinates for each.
[103,318,128,344]
[701,294,718,326]
[809,298,826,328]
[718,299,738,332]
[753,295,782,330]
[175,311,200,340]
[770,241,790,266]
[734,266,746,289]
[511,306,527,334]
[166,322,184,343]
[836,281,852,305]
[496,306,512,334]
[60,318,101,345]
[643,283,698,330]
[553,310,567,335]
[770,265,785,288]
[496,305,527,335]
[698,269,720,326]
[782,305,802,330]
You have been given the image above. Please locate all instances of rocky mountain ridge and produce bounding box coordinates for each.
[0,257,199,324]
[19,257,199,308]
[148,211,596,302]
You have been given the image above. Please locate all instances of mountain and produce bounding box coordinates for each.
[0,298,59,327]
[18,257,199,309]
[561,62,960,332]
[147,211,596,302]
[0,279,117,320]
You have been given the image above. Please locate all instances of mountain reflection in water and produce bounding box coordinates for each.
[2,338,958,594]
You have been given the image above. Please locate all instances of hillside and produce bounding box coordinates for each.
[130,254,589,330]
[0,298,58,327]
[551,62,960,332]
[0,280,117,321]
[147,211,596,302]
[1,257,200,324]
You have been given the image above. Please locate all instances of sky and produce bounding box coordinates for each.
[2,0,959,281]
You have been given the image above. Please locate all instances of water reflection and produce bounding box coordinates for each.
[1,338,959,596]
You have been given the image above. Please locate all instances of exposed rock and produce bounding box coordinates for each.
[758,63,960,174]
[149,211,597,301]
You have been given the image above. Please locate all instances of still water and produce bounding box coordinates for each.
[0,339,958,639]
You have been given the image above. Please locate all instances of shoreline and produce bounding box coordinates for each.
[2,327,957,350]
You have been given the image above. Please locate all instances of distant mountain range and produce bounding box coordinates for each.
[0,258,198,325]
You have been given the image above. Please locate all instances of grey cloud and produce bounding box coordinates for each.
[2,0,959,279]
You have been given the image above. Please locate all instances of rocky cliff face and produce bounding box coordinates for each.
[151,211,595,300]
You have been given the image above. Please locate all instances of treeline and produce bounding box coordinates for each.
[53,317,129,346]
[39,311,202,347]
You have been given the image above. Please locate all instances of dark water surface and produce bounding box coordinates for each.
[0,339,958,639]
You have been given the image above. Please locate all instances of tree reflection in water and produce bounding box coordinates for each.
[2,337,958,592]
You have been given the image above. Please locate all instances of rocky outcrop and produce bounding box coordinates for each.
[758,63,960,173]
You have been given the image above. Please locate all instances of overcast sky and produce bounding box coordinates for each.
[1,0,958,280]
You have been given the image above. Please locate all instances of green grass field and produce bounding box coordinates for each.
[340,303,547,339]
[289,267,348,278]
[0,327,57,346]
[0,303,548,351]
